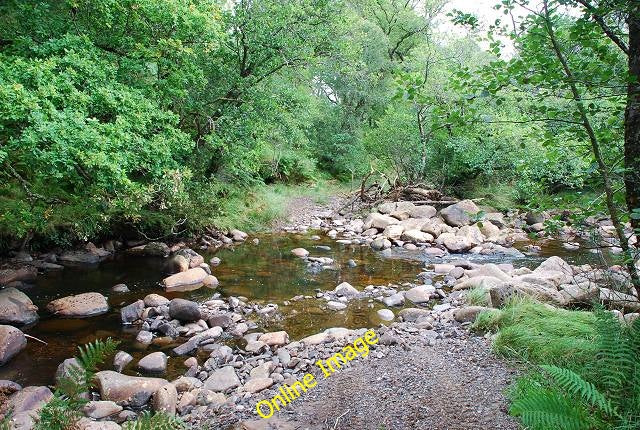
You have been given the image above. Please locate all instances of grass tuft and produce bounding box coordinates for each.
[473,297,597,367]
[465,286,490,306]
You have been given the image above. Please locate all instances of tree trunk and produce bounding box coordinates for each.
[625,5,640,231]
[543,0,640,296]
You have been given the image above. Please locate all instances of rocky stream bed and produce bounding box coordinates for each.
[1,197,638,429]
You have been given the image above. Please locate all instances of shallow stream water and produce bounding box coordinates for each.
[0,233,604,387]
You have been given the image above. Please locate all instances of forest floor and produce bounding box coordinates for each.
[234,194,519,430]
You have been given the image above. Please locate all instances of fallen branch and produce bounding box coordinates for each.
[25,334,48,345]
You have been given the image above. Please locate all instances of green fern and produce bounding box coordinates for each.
[509,307,640,430]
[540,365,616,417]
[511,388,592,430]
[0,414,10,430]
[55,338,119,399]
[35,338,119,430]
[34,395,83,430]
[34,338,187,429]
[123,412,187,430]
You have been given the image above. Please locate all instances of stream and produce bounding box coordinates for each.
[0,232,602,387]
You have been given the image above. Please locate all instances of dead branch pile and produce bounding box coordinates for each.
[340,171,459,213]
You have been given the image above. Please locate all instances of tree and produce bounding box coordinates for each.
[454,0,639,293]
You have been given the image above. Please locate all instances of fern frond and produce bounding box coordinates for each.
[625,317,640,418]
[77,338,119,377]
[34,339,120,430]
[540,365,616,417]
[593,309,634,404]
[34,394,82,430]
[511,388,591,430]
[123,412,187,430]
[0,414,11,430]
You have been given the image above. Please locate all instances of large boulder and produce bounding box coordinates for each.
[168,298,201,322]
[560,282,599,305]
[175,249,204,269]
[167,255,189,273]
[404,285,436,304]
[143,294,169,307]
[55,358,82,386]
[58,249,109,266]
[398,308,431,322]
[230,229,248,242]
[76,418,122,430]
[152,383,177,415]
[456,225,485,246]
[137,352,168,373]
[370,238,391,251]
[478,221,501,239]
[128,242,170,257]
[363,213,399,230]
[83,401,123,420]
[408,205,436,219]
[382,224,404,240]
[0,267,37,286]
[162,268,207,292]
[421,218,453,237]
[258,331,289,347]
[243,377,274,394]
[47,293,109,317]
[440,200,481,227]
[525,211,545,225]
[401,229,433,243]
[466,264,512,282]
[437,233,472,253]
[0,325,26,365]
[493,280,565,307]
[453,306,488,323]
[1,386,53,428]
[333,282,359,297]
[518,256,573,287]
[291,248,309,258]
[203,366,240,392]
[600,288,640,312]
[453,276,503,291]
[378,201,415,214]
[172,327,223,355]
[120,300,145,324]
[94,371,168,406]
[399,218,429,231]
[0,287,39,325]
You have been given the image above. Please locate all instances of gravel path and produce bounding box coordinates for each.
[271,195,344,232]
[236,330,519,430]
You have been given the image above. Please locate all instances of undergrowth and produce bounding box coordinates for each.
[212,180,344,232]
[465,286,490,306]
[475,299,640,429]
[473,297,597,367]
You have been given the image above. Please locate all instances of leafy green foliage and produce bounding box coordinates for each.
[35,338,118,430]
[123,411,186,430]
[0,0,634,250]
[35,338,186,429]
[479,300,640,429]
[465,286,490,307]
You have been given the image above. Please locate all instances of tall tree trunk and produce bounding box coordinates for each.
[543,0,640,296]
[625,5,640,231]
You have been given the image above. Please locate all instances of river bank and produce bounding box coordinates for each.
[1,193,638,429]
